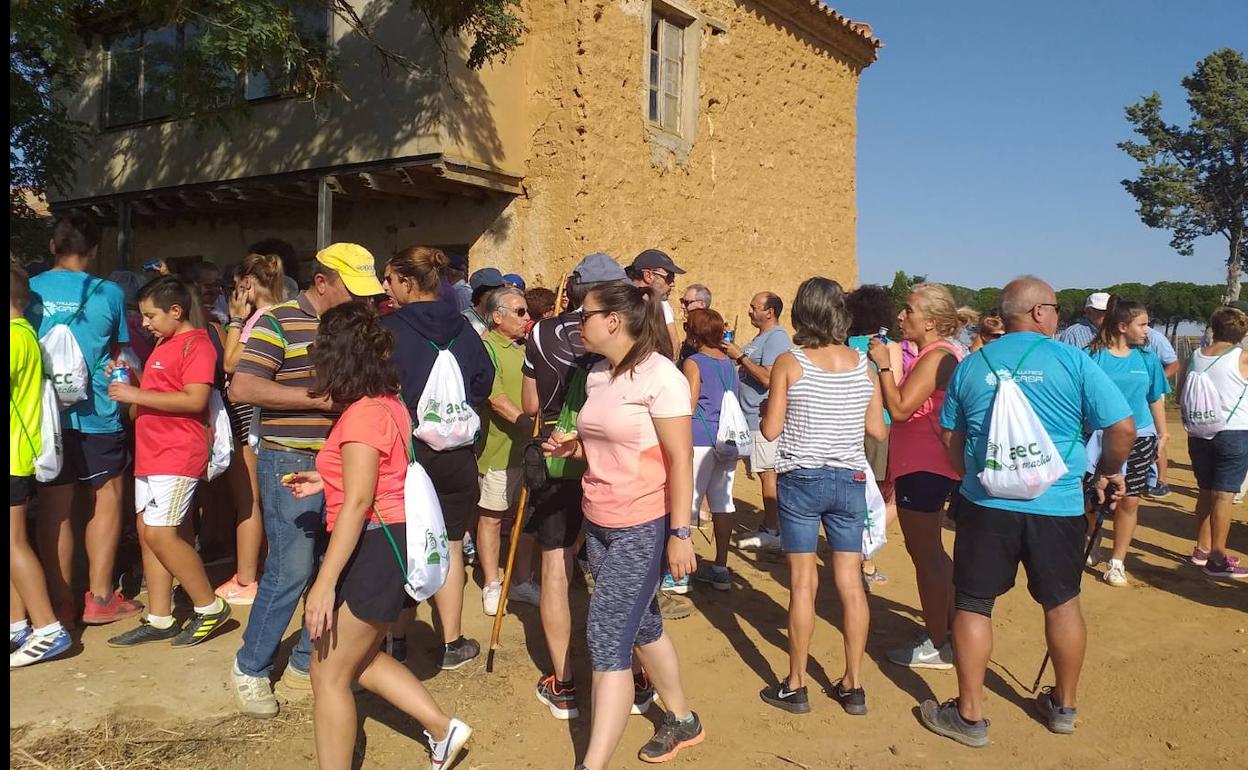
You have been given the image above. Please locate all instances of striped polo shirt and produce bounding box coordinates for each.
[234,293,335,452]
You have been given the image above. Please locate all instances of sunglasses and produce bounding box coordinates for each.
[648,269,675,285]
[503,306,529,318]
[1033,303,1060,313]
[679,298,703,308]
[577,308,611,323]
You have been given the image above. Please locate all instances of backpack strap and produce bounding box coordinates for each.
[54,278,105,327]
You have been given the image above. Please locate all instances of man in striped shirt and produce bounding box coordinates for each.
[227,243,383,718]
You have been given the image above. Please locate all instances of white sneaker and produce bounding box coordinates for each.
[482,580,502,616]
[886,633,954,670]
[231,661,279,718]
[1085,538,1104,568]
[427,717,472,770]
[509,580,541,608]
[738,528,782,551]
[1103,560,1129,587]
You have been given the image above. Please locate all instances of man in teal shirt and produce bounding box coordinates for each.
[921,277,1134,747]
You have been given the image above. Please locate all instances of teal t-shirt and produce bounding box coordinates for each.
[940,332,1132,516]
[1087,347,1169,436]
[27,270,130,434]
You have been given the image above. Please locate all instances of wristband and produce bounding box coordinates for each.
[878,367,891,373]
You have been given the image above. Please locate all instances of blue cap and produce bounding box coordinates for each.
[469,267,505,291]
[571,252,627,284]
[503,273,526,291]
[447,252,468,271]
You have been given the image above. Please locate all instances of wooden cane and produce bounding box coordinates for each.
[486,273,568,673]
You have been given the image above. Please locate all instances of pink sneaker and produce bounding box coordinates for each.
[215,574,259,606]
[1190,548,1210,567]
[81,591,144,625]
[1204,555,1247,579]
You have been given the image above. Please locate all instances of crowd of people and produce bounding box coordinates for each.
[9,214,1248,769]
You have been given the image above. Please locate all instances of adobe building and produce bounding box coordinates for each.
[51,0,879,317]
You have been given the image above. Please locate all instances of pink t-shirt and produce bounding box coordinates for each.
[578,352,692,528]
[888,340,964,482]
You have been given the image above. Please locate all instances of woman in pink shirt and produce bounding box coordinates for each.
[543,282,703,769]
[868,283,968,671]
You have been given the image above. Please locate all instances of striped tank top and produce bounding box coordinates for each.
[776,348,874,473]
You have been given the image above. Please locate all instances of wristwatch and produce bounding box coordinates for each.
[735,355,747,364]
[669,526,692,540]
[878,367,891,373]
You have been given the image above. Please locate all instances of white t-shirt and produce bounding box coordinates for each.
[662,300,674,325]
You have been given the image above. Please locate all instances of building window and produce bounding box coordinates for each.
[104,6,330,127]
[648,12,686,135]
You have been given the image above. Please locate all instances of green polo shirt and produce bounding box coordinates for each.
[477,329,527,473]
[10,318,44,477]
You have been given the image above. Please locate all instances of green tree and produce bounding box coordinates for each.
[9,0,525,254]
[889,270,928,308]
[971,287,1002,315]
[1055,287,1090,327]
[1119,48,1248,303]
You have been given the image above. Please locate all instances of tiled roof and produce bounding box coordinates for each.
[813,1,882,59]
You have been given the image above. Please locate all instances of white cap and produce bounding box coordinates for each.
[1085,292,1110,311]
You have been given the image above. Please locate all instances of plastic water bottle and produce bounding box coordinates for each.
[110,362,130,385]
[876,326,890,343]
[724,329,735,343]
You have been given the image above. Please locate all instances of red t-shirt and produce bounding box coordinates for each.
[316,396,411,532]
[134,329,217,478]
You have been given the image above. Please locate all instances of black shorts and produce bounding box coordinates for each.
[10,475,34,507]
[894,471,958,513]
[42,430,130,489]
[525,479,585,549]
[336,525,409,624]
[1084,434,1158,499]
[952,497,1086,610]
[413,443,478,542]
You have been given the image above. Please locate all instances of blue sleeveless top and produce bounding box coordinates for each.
[691,352,738,447]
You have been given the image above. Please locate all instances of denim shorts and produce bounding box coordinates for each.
[777,466,868,553]
[1189,430,1248,493]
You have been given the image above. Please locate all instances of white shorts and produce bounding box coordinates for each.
[692,446,737,514]
[478,467,522,512]
[136,475,199,527]
[749,430,779,472]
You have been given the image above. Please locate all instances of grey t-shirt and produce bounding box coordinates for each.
[738,326,792,430]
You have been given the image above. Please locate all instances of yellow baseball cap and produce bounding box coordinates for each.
[315,242,384,297]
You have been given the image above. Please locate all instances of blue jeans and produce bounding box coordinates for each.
[235,448,325,678]
[777,466,867,553]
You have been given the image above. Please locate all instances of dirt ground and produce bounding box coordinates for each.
[10,419,1247,769]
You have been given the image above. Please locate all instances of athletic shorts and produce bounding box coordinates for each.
[337,525,408,624]
[952,497,1085,610]
[894,471,958,513]
[692,446,736,514]
[584,517,665,672]
[749,430,778,472]
[41,430,129,489]
[777,466,867,554]
[136,475,199,527]
[864,434,889,482]
[1189,430,1248,493]
[478,467,522,513]
[1084,434,1159,498]
[525,479,584,549]
[413,443,477,542]
[10,475,34,507]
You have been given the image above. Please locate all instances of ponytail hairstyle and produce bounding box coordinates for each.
[585,281,672,378]
[1089,295,1146,353]
[137,275,206,330]
[238,252,286,305]
[387,245,449,295]
[908,282,967,338]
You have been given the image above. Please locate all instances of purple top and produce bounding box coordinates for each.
[690,352,738,446]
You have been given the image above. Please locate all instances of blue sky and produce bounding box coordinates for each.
[830,0,1247,291]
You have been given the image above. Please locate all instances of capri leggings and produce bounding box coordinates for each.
[584,516,666,672]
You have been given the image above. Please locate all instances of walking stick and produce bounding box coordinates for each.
[486,274,568,673]
[1029,484,1116,693]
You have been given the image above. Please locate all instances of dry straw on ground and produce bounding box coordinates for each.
[10,705,311,770]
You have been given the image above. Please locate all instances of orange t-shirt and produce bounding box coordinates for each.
[578,352,692,528]
[316,396,411,532]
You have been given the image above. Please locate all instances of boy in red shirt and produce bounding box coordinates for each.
[105,276,231,647]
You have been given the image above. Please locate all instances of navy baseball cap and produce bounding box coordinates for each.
[469,267,505,291]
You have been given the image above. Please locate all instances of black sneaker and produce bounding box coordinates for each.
[382,633,408,662]
[637,711,705,763]
[919,698,990,748]
[440,636,481,670]
[830,679,867,715]
[171,602,231,647]
[632,671,655,715]
[536,674,580,720]
[760,681,811,714]
[107,618,181,647]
